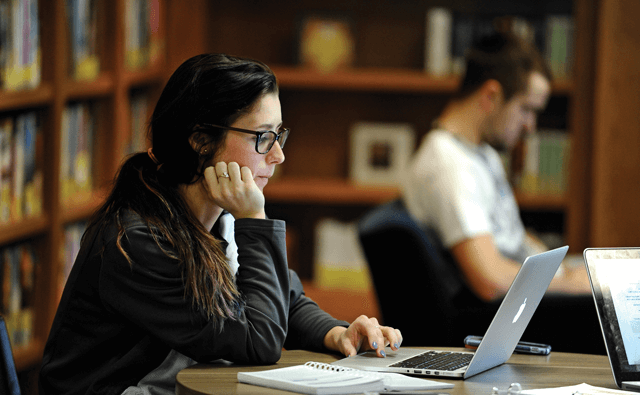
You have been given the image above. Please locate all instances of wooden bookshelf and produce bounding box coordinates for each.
[0,0,171,382]
[0,85,54,111]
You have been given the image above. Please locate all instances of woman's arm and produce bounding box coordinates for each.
[285,270,403,358]
[99,217,292,364]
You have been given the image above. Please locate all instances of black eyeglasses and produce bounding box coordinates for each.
[199,123,290,154]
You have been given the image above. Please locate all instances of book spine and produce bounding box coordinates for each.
[59,221,85,300]
[128,91,149,155]
[0,241,37,348]
[10,113,24,222]
[0,116,13,223]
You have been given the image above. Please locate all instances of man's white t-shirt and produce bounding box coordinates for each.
[402,129,532,263]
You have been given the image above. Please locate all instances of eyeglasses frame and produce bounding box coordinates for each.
[198,123,289,154]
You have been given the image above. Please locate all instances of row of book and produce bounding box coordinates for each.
[425,8,573,80]
[1,0,164,88]
[314,218,372,291]
[124,0,163,71]
[0,111,42,225]
[66,0,99,81]
[1,241,36,349]
[59,221,85,300]
[0,0,41,91]
[514,130,571,196]
[0,94,149,224]
[127,90,150,155]
[67,0,164,79]
[60,102,95,202]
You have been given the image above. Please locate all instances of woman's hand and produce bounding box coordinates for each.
[203,162,266,219]
[323,315,403,358]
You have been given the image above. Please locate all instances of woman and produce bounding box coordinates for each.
[39,54,402,395]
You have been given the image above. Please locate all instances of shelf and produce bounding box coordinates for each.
[64,74,115,100]
[272,67,459,93]
[515,191,566,210]
[61,189,108,224]
[124,65,166,87]
[272,66,573,95]
[13,339,43,371]
[0,216,50,245]
[265,178,566,210]
[0,84,54,111]
[265,178,400,205]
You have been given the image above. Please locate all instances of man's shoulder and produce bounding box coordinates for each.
[413,130,478,171]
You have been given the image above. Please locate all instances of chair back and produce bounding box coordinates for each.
[357,199,486,346]
[0,316,21,395]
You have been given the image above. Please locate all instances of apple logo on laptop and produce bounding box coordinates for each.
[513,298,527,323]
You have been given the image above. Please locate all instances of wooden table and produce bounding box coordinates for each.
[176,347,617,394]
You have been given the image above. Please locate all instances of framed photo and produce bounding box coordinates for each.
[349,122,416,186]
[297,14,355,73]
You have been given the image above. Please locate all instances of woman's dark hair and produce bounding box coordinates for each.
[87,54,278,324]
[458,32,552,101]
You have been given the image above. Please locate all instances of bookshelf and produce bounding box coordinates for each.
[0,0,169,379]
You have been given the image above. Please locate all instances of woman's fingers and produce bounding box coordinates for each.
[204,162,265,219]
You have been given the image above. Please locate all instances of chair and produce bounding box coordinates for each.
[0,315,21,395]
[357,199,496,346]
[358,199,608,354]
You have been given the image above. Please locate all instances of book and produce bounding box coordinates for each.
[237,361,454,395]
[0,241,36,348]
[59,221,86,299]
[60,102,95,202]
[314,218,371,291]
[66,0,100,81]
[127,90,150,155]
[1,0,40,90]
[0,116,12,223]
[518,130,570,195]
[425,7,452,77]
[544,14,574,80]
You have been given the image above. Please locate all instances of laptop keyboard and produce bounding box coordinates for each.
[390,351,473,371]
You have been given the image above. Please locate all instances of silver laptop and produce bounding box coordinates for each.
[332,246,568,379]
[584,248,640,391]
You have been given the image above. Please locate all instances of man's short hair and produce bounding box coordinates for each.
[458,32,552,101]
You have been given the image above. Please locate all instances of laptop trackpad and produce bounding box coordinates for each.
[332,348,424,370]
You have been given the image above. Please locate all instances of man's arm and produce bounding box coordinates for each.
[451,234,592,302]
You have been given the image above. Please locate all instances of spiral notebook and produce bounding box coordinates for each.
[237,361,454,394]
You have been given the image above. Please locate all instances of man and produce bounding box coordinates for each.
[401,32,601,353]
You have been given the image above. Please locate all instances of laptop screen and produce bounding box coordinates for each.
[584,248,640,386]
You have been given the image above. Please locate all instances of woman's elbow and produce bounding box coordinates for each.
[252,345,282,364]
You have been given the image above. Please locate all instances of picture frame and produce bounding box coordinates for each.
[349,122,416,186]
[297,14,355,74]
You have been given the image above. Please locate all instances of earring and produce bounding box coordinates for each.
[203,148,208,154]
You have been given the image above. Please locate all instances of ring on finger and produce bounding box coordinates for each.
[218,171,230,178]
